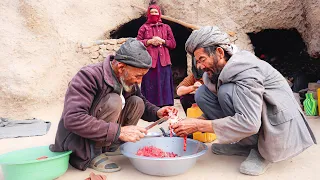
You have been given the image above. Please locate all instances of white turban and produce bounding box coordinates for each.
[185,26,238,55]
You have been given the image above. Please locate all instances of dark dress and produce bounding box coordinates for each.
[141,57,174,106]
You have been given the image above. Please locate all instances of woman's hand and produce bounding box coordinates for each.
[153,36,165,45]
[193,81,202,88]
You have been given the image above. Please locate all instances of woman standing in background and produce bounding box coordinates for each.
[137,4,176,107]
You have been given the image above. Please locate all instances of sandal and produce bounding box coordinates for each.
[104,147,122,156]
[89,153,121,173]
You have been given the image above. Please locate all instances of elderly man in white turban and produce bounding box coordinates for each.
[171,26,316,176]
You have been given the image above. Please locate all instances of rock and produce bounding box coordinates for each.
[110,51,116,55]
[117,38,128,44]
[90,45,100,52]
[102,51,109,58]
[94,40,105,45]
[228,31,236,37]
[81,42,93,48]
[99,45,107,50]
[99,49,104,55]
[106,44,115,50]
[83,49,90,54]
[113,46,120,51]
[104,39,117,45]
[90,52,100,59]
[97,55,104,61]
[91,58,96,63]
[76,47,82,53]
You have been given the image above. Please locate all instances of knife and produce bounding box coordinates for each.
[145,116,169,130]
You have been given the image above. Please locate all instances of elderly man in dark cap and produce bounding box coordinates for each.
[50,38,177,173]
[171,26,316,176]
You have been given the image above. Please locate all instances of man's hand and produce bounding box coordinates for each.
[171,118,199,137]
[118,125,147,142]
[157,106,178,118]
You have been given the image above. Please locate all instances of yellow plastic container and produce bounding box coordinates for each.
[186,103,203,118]
[318,88,320,116]
[187,104,217,143]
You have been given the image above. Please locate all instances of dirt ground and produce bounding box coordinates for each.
[1,100,319,180]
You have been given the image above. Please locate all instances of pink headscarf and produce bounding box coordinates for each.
[146,4,162,24]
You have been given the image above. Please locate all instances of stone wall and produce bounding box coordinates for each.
[79,38,127,63]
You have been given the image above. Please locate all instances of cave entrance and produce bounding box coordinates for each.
[110,16,193,98]
[248,28,320,93]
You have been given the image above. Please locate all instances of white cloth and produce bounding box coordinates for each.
[120,88,125,109]
[185,26,239,55]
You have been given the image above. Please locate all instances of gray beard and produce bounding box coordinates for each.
[120,76,133,92]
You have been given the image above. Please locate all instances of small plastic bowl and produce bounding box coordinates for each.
[0,146,72,180]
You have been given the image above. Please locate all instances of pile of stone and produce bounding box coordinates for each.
[79,38,128,63]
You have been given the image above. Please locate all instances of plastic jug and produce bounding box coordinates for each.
[303,92,317,116]
[186,103,203,118]
[318,88,320,116]
[187,104,217,142]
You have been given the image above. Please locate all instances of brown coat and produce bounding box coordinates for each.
[50,55,160,170]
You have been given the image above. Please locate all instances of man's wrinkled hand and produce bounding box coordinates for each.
[157,106,178,118]
[171,118,199,137]
[119,125,147,142]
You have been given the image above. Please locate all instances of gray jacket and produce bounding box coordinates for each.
[211,51,316,162]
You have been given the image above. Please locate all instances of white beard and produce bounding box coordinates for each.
[120,76,133,92]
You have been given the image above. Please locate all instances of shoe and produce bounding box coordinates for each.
[239,149,271,176]
[211,143,252,157]
[104,147,122,156]
[89,153,121,173]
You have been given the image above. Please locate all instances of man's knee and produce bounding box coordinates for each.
[217,83,235,109]
[101,93,122,113]
[126,96,145,111]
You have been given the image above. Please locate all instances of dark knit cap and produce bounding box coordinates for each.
[114,38,152,69]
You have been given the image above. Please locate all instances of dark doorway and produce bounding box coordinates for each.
[248,29,320,93]
[110,16,193,98]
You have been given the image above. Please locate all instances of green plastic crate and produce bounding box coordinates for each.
[0,146,72,180]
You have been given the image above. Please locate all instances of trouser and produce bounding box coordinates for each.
[179,94,196,114]
[195,84,258,146]
[91,93,145,157]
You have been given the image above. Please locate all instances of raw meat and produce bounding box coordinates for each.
[36,156,48,160]
[136,146,178,158]
[168,111,187,151]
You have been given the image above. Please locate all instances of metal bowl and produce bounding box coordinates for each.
[144,132,162,138]
[120,137,208,176]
